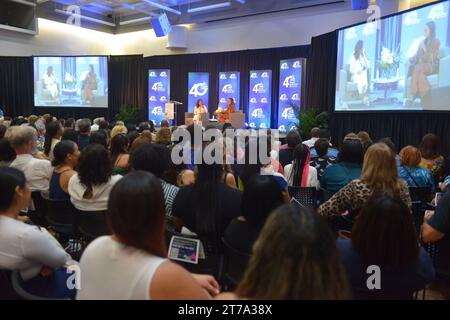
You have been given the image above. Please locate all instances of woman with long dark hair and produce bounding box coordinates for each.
[44,120,63,161]
[172,157,242,276]
[68,144,122,211]
[218,203,350,300]
[49,140,79,200]
[77,171,219,299]
[284,143,319,188]
[338,193,434,298]
[110,133,130,175]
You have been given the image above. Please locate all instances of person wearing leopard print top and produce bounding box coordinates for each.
[319,143,412,217]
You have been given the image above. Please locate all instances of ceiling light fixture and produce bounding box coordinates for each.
[187,1,232,13]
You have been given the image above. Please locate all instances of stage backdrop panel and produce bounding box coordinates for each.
[248,70,272,129]
[218,72,240,110]
[148,69,170,125]
[277,58,305,133]
[188,72,209,112]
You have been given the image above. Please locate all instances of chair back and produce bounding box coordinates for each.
[77,210,109,240]
[0,270,19,300]
[30,191,48,225]
[288,186,318,208]
[46,198,77,235]
[408,186,432,202]
[221,238,251,290]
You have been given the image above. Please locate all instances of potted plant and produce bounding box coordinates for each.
[288,100,329,139]
[114,104,140,124]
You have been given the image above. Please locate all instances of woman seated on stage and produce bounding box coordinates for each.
[218,98,236,123]
[193,99,208,125]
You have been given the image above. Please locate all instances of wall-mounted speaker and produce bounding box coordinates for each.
[166,26,187,50]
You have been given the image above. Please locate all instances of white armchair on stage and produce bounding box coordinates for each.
[185,112,209,127]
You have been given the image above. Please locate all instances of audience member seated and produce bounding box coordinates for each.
[278,130,301,167]
[127,130,140,147]
[302,127,320,148]
[0,124,6,139]
[398,146,434,191]
[223,175,285,254]
[284,144,319,188]
[61,128,79,144]
[68,144,122,211]
[0,167,76,299]
[419,133,445,181]
[172,161,242,247]
[129,131,152,155]
[49,141,79,201]
[357,131,373,154]
[129,144,179,216]
[319,143,412,217]
[76,171,218,300]
[76,119,91,151]
[111,124,127,139]
[44,120,63,161]
[338,193,434,299]
[238,138,287,193]
[0,138,16,167]
[9,126,53,192]
[110,134,130,176]
[155,127,172,146]
[160,119,170,128]
[218,203,350,300]
[320,138,363,194]
[88,130,109,150]
[378,137,400,165]
[311,138,336,179]
[64,118,75,130]
[422,191,450,271]
[441,175,450,192]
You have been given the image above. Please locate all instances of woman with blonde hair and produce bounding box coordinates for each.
[319,143,411,217]
[217,203,350,300]
[111,124,127,139]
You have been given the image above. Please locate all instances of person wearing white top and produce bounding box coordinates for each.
[193,99,208,125]
[67,143,122,211]
[0,167,76,299]
[9,126,53,192]
[77,171,219,300]
[68,174,122,212]
[284,144,319,189]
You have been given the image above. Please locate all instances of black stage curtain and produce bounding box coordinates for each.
[308,31,450,156]
[144,46,310,125]
[0,55,145,121]
[108,55,145,122]
[0,56,34,117]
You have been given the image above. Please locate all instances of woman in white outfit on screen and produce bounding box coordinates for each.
[348,40,370,103]
[193,99,208,126]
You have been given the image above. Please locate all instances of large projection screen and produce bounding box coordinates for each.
[335,0,450,111]
[34,56,108,108]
